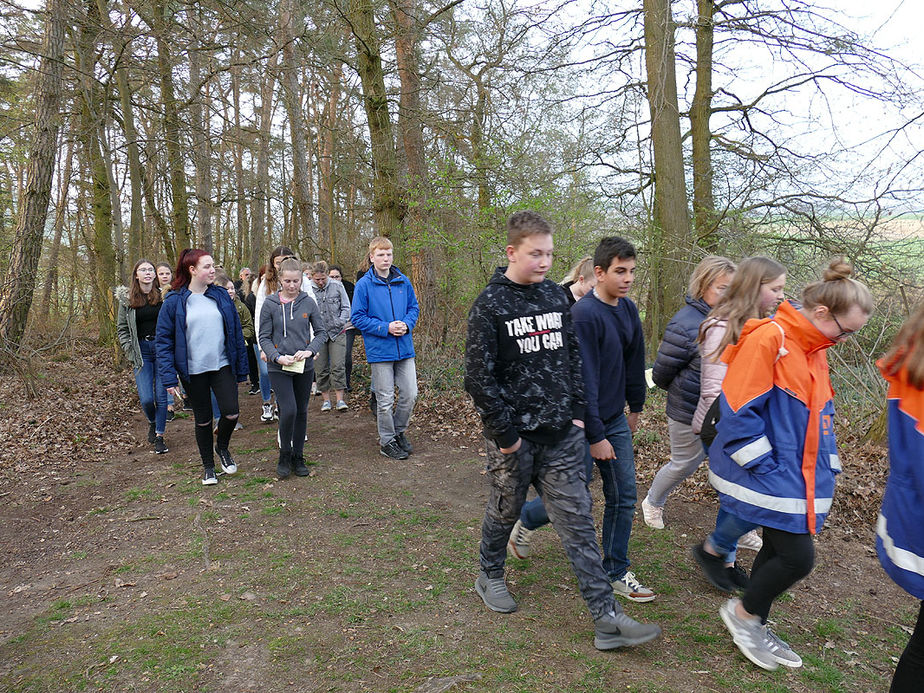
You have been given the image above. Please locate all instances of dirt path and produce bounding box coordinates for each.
[0,358,914,692]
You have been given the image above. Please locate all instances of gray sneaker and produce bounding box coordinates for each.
[593,609,662,650]
[719,598,779,670]
[474,572,517,613]
[764,626,803,667]
[507,519,535,559]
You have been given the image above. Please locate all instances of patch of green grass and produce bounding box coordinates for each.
[814,618,846,638]
[70,550,88,560]
[124,487,154,502]
[799,653,845,690]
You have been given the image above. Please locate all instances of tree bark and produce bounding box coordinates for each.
[187,4,213,253]
[39,138,73,322]
[691,0,717,247]
[0,0,66,359]
[349,0,406,237]
[251,56,277,269]
[643,0,692,350]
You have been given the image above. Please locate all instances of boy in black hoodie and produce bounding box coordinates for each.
[464,211,660,650]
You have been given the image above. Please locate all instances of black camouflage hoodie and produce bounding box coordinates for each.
[465,267,586,449]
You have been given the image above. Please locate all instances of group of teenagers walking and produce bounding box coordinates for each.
[464,211,923,686]
[116,236,420,485]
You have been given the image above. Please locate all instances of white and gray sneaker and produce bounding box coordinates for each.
[474,571,517,613]
[507,519,535,559]
[764,625,803,667]
[613,571,656,602]
[719,598,779,670]
[260,402,274,423]
[641,496,665,529]
[738,529,763,552]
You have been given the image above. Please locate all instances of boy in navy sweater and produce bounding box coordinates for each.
[509,236,655,603]
[465,212,660,650]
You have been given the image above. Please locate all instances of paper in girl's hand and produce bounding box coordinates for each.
[282,359,305,374]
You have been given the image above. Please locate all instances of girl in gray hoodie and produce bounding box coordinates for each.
[259,259,328,478]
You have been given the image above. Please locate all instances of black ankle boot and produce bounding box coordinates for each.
[277,450,292,479]
[292,453,309,476]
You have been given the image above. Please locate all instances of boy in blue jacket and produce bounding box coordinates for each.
[351,237,419,460]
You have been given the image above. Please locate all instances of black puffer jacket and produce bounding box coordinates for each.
[651,296,711,425]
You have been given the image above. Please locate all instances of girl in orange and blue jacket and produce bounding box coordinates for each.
[709,259,873,671]
[876,301,924,692]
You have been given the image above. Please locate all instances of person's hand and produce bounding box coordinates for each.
[388,321,408,336]
[167,386,179,397]
[499,438,522,454]
[293,350,313,361]
[572,419,584,429]
[260,350,267,362]
[626,411,640,434]
[589,439,615,461]
[277,354,296,366]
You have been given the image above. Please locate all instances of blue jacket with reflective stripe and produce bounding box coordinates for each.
[707,302,841,534]
[875,361,924,599]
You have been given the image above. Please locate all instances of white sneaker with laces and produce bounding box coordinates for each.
[260,402,274,423]
[738,529,763,552]
[613,571,656,602]
[507,519,535,559]
[641,496,665,529]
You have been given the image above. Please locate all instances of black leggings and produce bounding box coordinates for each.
[892,601,924,692]
[269,369,311,455]
[186,365,239,468]
[742,526,815,623]
[246,340,259,388]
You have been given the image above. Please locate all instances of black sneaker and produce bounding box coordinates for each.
[395,432,413,454]
[154,436,168,454]
[147,421,156,444]
[165,409,175,422]
[728,563,750,590]
[217,448,238,475]
[380,439,409,460]
[277,450,292,479]
[182,398,193,412]
[692,543,736,592]
[248,384,260,395]
[202,467,218,485]
[292,453,310,477]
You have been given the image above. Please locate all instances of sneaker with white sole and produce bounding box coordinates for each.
[738,529,763,552]
[641,496,665,529]
[507,519,535,560]
[336,399,348,412]
[260,402,274,423]
[474,571,517,613]
[217,448,237,475]
[719,598,779,670]
[321,400,332,413]
[593,609,662,650]
[154,436,168,454]
[764,625,802,667]
[613,571,656,602]
[202,467,218,486]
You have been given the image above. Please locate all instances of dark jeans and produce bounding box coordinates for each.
[742,526,815,623]
[344,328,357,390]
[479,426,618,620]
[269,369,311,455]
[892,601,924,692]
[246,339,259,388]
[186,365,239,468]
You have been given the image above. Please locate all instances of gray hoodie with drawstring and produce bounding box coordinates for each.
[258,291,328,374]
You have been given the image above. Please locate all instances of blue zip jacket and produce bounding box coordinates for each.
[875,359,924,599]
[155,284,249,387]
[708,301,841,535]
[351,266,419,363]
[651,296,711,425]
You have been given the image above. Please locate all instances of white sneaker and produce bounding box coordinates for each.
[507,519,535,559]
[260,402,274,423]
[738,529,763,552]
[641,496,664,530]
[613,571,656,602]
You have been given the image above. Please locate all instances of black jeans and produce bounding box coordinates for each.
[246,339,259,388]
[344,328,358,390]
[186,365,239,468]
[269,369,311,456]
[742,526,815,623]
[892,601,924,692]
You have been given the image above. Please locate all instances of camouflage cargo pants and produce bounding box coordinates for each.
[479,425,618,620]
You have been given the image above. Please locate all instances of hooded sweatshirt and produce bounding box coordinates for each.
[258,290,328,374]
[465,267,585,449]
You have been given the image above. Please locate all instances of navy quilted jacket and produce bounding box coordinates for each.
[651,296,711,425]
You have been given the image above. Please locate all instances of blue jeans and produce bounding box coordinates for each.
[134,340,168,435]
[254,343,271,403]
[520,413,637,581]
[708,508,758,565]
[370,358,418,446]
